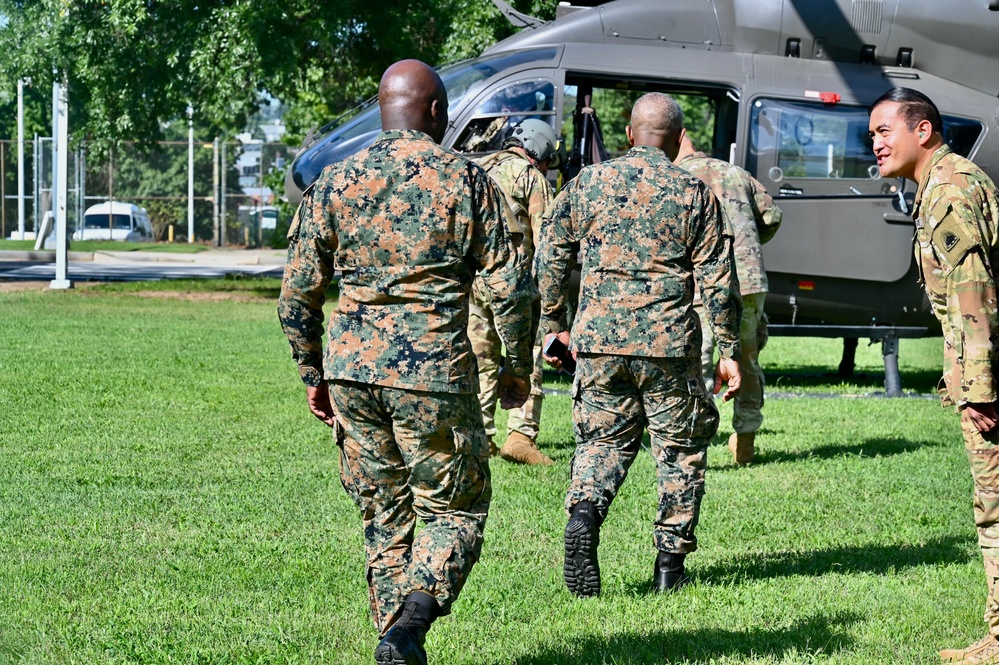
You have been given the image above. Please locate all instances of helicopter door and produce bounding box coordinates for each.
[745,96,913,284]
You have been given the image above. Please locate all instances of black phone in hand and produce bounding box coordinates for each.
[543,336,576,375]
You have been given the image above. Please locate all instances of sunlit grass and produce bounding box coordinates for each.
[0,284,976,664]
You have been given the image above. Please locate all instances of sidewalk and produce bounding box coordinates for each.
[0,247,287,266]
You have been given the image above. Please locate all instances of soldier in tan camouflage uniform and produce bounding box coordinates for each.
[869,87,999,665]
[469,118,562,466]
[676,133,782,465]
[535,92,742,598]
[278,60,535,665]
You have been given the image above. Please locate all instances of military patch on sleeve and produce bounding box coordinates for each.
[287,206,303,241]
[931,213,980,275]
[287,183,316,241]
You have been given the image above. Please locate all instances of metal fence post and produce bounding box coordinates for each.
[2,141,6,239]
[212,136,220,247]
[220,141,227,247]
[17,79,25,240]
[33,133,39,236]
[187,105,194,242]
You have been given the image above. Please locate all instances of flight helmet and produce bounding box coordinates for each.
[505,118,565,169]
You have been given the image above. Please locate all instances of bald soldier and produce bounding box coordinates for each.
[278,60,535,665]
[536,92,742,597]
[869,87,999,665]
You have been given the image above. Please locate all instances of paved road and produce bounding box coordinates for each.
[0,260,284,282]
[0,249,286,283]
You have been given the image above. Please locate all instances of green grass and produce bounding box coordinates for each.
[0,239,209,252]
[0,280,980,664]
[90,275,285,298]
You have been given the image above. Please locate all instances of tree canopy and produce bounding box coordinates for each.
[0,0,557,150]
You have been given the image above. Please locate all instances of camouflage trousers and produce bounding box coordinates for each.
[698,292,767,434]
[468,274,544,441]
[565,354,719,554]
[329,380,491,636]
[959,407,999,636]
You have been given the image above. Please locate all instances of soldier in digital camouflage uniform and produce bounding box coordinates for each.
[676,133,782,465]
[535,92,742,598]
[869,87,999,665]
[278,60,535,665]
[469,118,562,466]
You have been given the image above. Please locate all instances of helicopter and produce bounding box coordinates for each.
[284,0,999,395]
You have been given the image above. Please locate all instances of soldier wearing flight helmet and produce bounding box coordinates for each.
[470,118,566,465]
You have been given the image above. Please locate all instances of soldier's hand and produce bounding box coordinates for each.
[714,358,742,403]
[306,382,338,428]
[966,402,999,434]
[498,366,530,410]
[542,331,573,370]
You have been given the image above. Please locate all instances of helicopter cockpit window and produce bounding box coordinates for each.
[455,80,556,154]
[289,48,558,191]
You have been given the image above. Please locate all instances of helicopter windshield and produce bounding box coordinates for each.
[291,47,558,190]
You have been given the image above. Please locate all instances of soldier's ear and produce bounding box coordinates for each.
[916,119,932,144]
[626,125,635,147]
[429,98,448,144]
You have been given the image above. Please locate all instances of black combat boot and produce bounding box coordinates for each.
[653,551,690,594]
[564,500,601,597]
[374,590,439,665]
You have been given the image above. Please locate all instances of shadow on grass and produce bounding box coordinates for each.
[766,367,940,394]
[744,436,943,466]
[690,535,972,585]
[514,611,859,664]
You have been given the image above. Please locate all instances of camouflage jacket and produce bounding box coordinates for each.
[536,145,742,359]
[474,148,554,262]
[278,129,537,393]
[913,145,999,406]
[676,151,782,295]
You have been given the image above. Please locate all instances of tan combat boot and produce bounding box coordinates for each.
[728,432,755,465]
[940,634,999,664]
[499,431,554,466]
[487,436,500,457]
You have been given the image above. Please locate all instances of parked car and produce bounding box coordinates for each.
[74,202,154,242]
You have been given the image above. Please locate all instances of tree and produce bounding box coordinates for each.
[0,0,559,243]
[0,0,558,152]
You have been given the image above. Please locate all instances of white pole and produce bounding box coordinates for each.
[220,141,226,247]
[212,136,220,247]
[33,133,39,235]
[17,79,25,240]
[50,75,72,289]
[187,105,194,243]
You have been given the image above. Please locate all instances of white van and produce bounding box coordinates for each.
[74,202,154,242]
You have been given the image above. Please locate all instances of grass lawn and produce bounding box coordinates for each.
[0,239,209,253]
[0,277,981,664]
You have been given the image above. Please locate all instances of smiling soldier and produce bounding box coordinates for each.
[870,87,999,665]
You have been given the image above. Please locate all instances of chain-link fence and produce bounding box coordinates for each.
[0,137,297,247]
